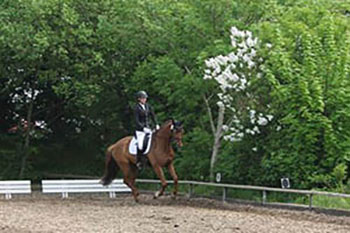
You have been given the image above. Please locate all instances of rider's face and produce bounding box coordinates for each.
[139,97,147,104]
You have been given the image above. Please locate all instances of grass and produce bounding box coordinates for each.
[307,194,350,210]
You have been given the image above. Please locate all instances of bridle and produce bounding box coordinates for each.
[155,120,183,148]
[171,122,183,148]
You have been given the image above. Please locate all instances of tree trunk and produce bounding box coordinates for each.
[209,104,225,182]
[19,98,34,178]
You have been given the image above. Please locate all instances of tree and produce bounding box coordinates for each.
[203,27,273,181]
[0,0,104,178]
[257,1,350,188]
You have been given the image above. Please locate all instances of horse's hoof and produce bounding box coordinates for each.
[154,191,160,199]
[171,193,177,200]
[133,193,140,202]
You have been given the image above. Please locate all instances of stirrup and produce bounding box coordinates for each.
[136,161,142,170]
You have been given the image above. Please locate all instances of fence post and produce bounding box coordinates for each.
[309,194,313,210]
[222,187,227,202]
[109,192,116,198]
[5,193,12,199]
[188,183,193,198]
[262,190,267,205]
[62,192,68,198]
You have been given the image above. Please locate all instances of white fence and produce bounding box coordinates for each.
[0,180,31,199]
[41,179,131,198]
[136,179,350,210]
[2,178,350,212]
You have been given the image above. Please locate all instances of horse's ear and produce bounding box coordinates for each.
[167,118,174,124]
[175,120,183,126]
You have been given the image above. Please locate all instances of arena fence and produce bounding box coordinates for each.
[136,179,350,210]
[3,177,349,211]
[0,180,32,199]
[41,179,131,198]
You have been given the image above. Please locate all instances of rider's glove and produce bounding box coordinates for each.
[143,127,152,133]
[156,124,160,130]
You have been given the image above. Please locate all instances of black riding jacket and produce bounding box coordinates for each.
[134,103,158,131]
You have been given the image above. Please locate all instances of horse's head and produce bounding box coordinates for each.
[171,120,184,148]
[157,119,184,148]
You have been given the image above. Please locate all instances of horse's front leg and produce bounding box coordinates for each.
[152,165,168,199]
[167,162,178,199]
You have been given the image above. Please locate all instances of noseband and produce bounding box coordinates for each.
[155,120,183,147]
[171,125,183,147]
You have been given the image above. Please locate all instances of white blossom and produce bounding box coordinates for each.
[228,52,239,63]
[204,74,212,80]
[35,121,47,129]
[204,26,273,142]
[257,116,268,126]
[231,39,237,48]
[222,125,229,131]
[253,126,260,133]
[247,60,255,69]
[217,101,224,107]
[266,115,274,121]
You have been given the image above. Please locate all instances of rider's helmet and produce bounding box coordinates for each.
[136,90,148,99]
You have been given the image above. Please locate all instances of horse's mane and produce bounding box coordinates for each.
[152,119,173,138]
[161,118,174,127]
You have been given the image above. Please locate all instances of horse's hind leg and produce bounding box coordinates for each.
[167,163,178,199]
[118,162,140,202]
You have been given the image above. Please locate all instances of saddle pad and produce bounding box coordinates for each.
[128,133,152,155]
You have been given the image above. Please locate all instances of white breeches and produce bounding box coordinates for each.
[136,131,146,150]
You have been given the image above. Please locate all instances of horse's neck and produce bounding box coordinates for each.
[154,127,172,152]
[158,122,172,137]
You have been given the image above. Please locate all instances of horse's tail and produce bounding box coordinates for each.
[100,147,118,186]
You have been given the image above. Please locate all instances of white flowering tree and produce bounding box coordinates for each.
[203,27,273,181]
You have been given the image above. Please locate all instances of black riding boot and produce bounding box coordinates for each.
[136,149,143,170]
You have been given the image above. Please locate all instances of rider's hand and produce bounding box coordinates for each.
[156,124,160,130]
[143,127,152,133]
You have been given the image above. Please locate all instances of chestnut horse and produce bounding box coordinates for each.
[100,119,184,202]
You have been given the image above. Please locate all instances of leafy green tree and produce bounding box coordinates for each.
[256,1,350,188]
[0,0,104,178]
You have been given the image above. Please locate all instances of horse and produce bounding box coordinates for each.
[100,119,184,202]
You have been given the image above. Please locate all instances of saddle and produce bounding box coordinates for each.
[128,133,152,155]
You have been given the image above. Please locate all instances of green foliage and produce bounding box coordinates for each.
[174,128,212,181]
[0,0,350,199]
[245,1,350,189]
[312,194,350,210]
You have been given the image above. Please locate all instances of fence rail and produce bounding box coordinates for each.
[2,177,349,211]
[136,179,350,210]
[0,180,32,199]
[41,179,131,198]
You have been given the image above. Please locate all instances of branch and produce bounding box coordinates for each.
[184,66,192,75]
[203,94,216,135]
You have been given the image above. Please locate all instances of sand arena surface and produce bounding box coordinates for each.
[1,193,350,233]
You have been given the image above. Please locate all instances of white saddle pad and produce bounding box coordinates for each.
[128,133,152,155]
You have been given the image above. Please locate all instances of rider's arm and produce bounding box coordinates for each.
[149,105,158,127]
[134,105,144,131]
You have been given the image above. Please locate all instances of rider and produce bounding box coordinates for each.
[134,90,159,170]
